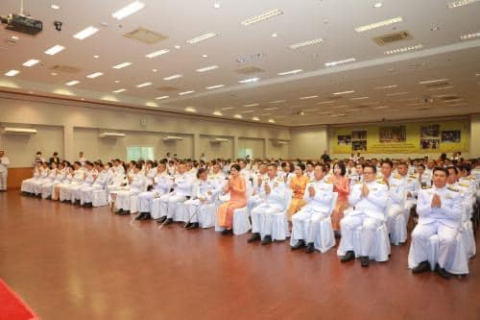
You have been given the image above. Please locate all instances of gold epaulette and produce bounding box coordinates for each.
[447,186,459,192]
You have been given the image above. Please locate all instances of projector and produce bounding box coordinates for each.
[0,14,43,35]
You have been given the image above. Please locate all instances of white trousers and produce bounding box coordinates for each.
[0,171,7,191]
[291,208,328,243]
[58,183,74,201]
[410,222,458,269]
[339,213,383,257]
[250,203,283,235]
[80,185,103,204]
[115,190,141,211]
[137,191,163,213]
[157,194,187,219]
[386,204,407,245]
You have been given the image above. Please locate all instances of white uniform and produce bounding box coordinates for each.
[115,172,147,211]
[59,169,84,202]
[72,169,95,203]
[33,168,56,196]
[139,172,172,218]
[409,186,462,272]
[42,168,67,199]
[250,176,288,238]
[291,179,334,244]
[184,176,220,224]
[385,174,409,245]
[338,180,388,257]
[21,166,41,194]
[157,173,193,220]
[80,170,110,205]
[0,155,10,191]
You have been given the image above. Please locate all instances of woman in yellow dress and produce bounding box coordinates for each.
[287,163,310,221]
[217,164,247,235]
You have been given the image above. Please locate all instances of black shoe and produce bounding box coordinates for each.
[306,243,315,254]
[186,222,199,230]
[436,265,452,280]
[115,208,123,214]
[247,233,261,243]
[340,251,355,263]
[135,212,147,220]
[156,216,167,223]
[46,196,52,200]
[412,261,431,274]
[221,229,233,235]
[334,231,341,239]
[399,241,407,246]
[261,235,272,246]
[291,240,306,250]
[85,202,93,208]
[360,256,370,267]
[143,213,152,220]
[163,218,174,225]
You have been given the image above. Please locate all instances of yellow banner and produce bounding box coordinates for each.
[332,120,470,154]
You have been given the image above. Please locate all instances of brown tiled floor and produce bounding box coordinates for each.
[1,191,479,320]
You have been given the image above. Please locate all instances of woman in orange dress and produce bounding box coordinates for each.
[330,161,350,236]
[287,163,310,221]
[217,164,247,235]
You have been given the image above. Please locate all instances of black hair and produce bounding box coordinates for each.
[363,164,377,173]
[197,168,207,178]
[335,161,347,176]
[230,164,241,172]
[296,163,306,171]
[433,166,449,176]
[446,166,458,175]
[381,159,393,168]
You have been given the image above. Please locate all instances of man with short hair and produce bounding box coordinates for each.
[408,167,463,279]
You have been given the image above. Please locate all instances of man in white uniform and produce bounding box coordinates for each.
[137,161,171,221]
[290,164,334,253]
[0,150,11,191]
[409,167,463,279]
[338,164,388,267]
[247,164,287,245]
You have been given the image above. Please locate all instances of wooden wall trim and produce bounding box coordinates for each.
[6,167,34,189]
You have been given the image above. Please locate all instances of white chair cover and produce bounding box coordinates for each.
[337,223,390,262]
[92,190,108,207]
[198,203,217,228]
[174,202,189,223]
[312,192,338,253]
[264,189,293,242]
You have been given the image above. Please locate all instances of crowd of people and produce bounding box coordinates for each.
[19,151,480,280]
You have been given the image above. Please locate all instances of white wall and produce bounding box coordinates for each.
[238,138,265,159]
[0,93,290,167]
[289,126,329,160]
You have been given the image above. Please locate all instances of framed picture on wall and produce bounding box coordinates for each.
[441,130,461,143]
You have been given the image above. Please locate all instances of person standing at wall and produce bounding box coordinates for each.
[0,150,10,191]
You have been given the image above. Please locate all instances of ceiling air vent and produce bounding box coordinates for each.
[235,66,264,75]
[157,86,179,92]
[373,30,412,46]
[50,65,82,73]
[124,27,168,44]
[440,95,461,101]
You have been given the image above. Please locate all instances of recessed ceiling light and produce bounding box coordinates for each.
[317,101,335,105]
[196,65,219,72]
[112,1,145,20]
[428,86,454,91]
[51,3,60,9]
[289,38,323,49]
[375,84,398,89]
[222,107,234,110]
[269,100,286,104]
[202,54,208,58]
[252,116,260,121]
[350,96,369,101]
[155,96,169,100]
[384,44,423,55]
[374,2,383,8]
[66,80,80,86]
[277,69,303,76]
[73,26,99,40]
[241,110,254,114]
[93,55,100,59]
[145,49,170,58]
[213,111,223,116]
[50,72,58,76]
[241,9,283,26]
[213,2,221,9]
[244,103,259,107]
[264,107,278,111]
[385,92,408,96]
[11,35,19,41]
[163,74,183,81]
[333,90,355,95]
[373,105,390,109]
[271,33,278,38]
[5,69,20,77]
[179,90,195,95]
[185,107,197,113]
[206,84,225,90]
[115,80,120,83]
[460,32,480,40]
[86,72,104,79]
[299,95,319,100]
[355,17,403,32]
[187,32,218,44]
[112,62,132,69]
[419,78,448,85]
[325,58,356,67]
[239,77,259,84]
[234,114,243,119]
[136,82,152,88]
[44,45,65,55]
[23,59,40,67]
[448,0,480,9]
[268,119,276,123]
[174,45,181,49]
[152,69,158,72]
[113,88,126,93]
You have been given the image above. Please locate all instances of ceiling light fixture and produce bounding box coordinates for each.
[374,105,390,109]
[113,88,126,93]
[317,101,335,105]
[325,57,356,67]
[350,96,369,101]
[277,69,303,76]
[44,45,65,55]
[136,82,152,88]
[244,103,260,107]
[145,49,170,58]
[86,72,104,79]
[222,107,234,110]
[73,26,99,40]
[66,80,80,86]
[385,92,408,96]
[213,2,221,9]
[271,33,278,38]
[428,86,454,91]
[460,32,480,40]
[196,65,219,72]
[185,107,197,113]
[269,100,286,104]
[234,114,243,119]
[23,59,40,67]
[155,96,169,100]
[241,9,283,26]
[384,44,423,55]
[174,45,181,49]
[5,69,19,77]
[112,62,132,69]
[163,74,183,81]
[51,3,60,9]
[355,17,403,32]
[241,110,254,114]
[299,95,319,100]
[239,77,259,84]
[268,119,276,123]
[179,90,195,95]
[419,78,448,85]
[289,38,323,49]
[374,2,383,8]
[187,32,218,44]
[213,111,223,116]
[375,84,398,89]
[333,90,355,95]
[252,116,260,121]
[206,84,225,90]
[448,0,480,9]
[112,1,145,20]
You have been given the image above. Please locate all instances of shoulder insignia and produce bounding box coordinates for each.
[447,187,459,192]
[376,180,386,184]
